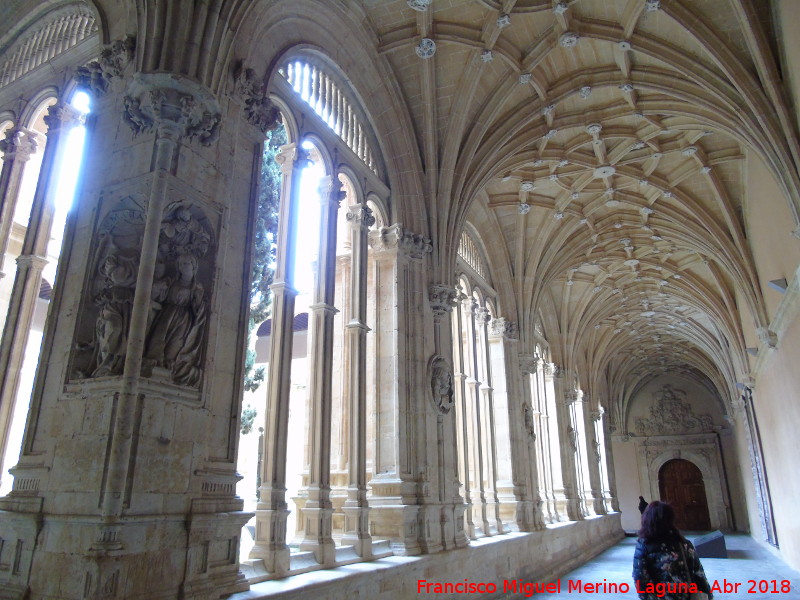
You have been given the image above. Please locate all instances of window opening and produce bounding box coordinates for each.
[0,91,90,497]
[279,59,377,175]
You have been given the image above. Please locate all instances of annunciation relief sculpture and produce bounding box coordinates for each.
[73,200,214,387]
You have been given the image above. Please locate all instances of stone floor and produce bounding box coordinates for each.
[527,534,800,600]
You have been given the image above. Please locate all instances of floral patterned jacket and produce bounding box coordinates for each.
[632,536,714,600]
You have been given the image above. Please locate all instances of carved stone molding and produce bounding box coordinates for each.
[368,223,432,259]
[429,355,455,414]
[429,284,457,317]
[488,317,518,340]
[756,326,778,349]
[233,63,281,135]
[346,203,375,230]
[75,36,136,96]
[634,384,714,436]
[123,73,221,145]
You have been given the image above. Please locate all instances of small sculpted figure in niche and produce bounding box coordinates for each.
[91,244,139,377]
[524,403,536,440]
[431,361,455,414]
[145,252,207,386]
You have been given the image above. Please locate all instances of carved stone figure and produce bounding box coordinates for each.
[145,252,207,386]
[91,244,138,377]
[74,205,146,379]
[144,203,214,387]
[523,403,536,440]
[430,356,455,414]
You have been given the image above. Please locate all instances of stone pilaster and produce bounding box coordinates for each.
[548,363,581,521]
[517,354,546,530]
[365,224,436,555]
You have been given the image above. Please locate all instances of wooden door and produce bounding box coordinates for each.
[658,459,711,531]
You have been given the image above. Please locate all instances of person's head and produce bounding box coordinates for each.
[639,501,679,541]
[639,495,645,502]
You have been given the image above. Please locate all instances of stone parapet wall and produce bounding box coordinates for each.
[233,514,623,600]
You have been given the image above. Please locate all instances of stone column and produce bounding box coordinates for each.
[576,395,604,516]
[533,359,555,523]
[341,202,374,556]
[452,289,474,539]
[518,354,546,530]
[427,283,466,551]
[298,175,343,564]
[0,127,39,275]
[251,143,309,574]
[589,407,610,515]
[485,318,516,529]
[461,296,486,535]
[549,364,583,521]
[564,389,589,519]
[0,104,82,486]
[475,306,503,534]
[542,362,567,521]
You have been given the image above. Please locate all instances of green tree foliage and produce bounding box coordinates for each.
[241,123,286,431]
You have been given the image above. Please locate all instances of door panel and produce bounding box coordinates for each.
[658,459,711,531]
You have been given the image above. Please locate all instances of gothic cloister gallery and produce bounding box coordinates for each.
[0,0,799,598]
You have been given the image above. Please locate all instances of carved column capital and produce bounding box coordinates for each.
[75,36,136,96]
[233,63,281,135]
[123,73,222,145]
[474,306,490,324]
[0,128,39,161]
[544,362,562,379]
[429,284,458,318]
[368,223,432,259]
[317,175,345,207]
[488,317,518,340]
[346,203,375,230]
[590,408,604,422]
[274,143,311,177]
[44,103,85,134]
[518,354,538,374]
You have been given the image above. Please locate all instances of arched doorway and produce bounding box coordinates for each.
[659,459,711,531]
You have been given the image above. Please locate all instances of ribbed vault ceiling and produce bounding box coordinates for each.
[365,0,797,427]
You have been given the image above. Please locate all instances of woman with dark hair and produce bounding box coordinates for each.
[632,501,713,600]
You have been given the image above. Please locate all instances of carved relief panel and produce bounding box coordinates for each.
[70,186,217,389]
